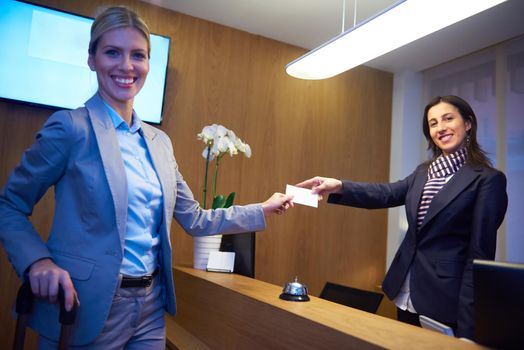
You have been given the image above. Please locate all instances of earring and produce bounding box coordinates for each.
[466,135,471,146]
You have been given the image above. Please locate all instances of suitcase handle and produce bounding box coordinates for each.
[13,281,78,350]
[15,280,34,315]
[16,281,78,323]
[58,284,77,325]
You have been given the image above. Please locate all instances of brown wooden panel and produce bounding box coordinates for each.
[170,266,488,350]
[172,267,383,350]
[0,1,392,347]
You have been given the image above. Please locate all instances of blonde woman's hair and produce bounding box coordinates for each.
[89,6,150,57]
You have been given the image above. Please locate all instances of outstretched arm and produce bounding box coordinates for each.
[295,176,342,201]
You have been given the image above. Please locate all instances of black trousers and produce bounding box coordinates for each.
[397,308,421,327]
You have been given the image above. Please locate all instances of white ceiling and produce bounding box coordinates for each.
[142,0,524,74]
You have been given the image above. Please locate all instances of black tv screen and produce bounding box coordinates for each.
[0,0,170,124]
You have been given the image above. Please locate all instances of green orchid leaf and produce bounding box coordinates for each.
[212,194,226,209]
[224,192,236,208]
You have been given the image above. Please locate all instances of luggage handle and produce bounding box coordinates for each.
[15,280,78,323]
[15,281,34,316]
[13,281,78,350]
[58,285,77,326]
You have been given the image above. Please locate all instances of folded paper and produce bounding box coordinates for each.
[206,251,235,273]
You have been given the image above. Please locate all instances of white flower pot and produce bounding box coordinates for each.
[193,235,222,270]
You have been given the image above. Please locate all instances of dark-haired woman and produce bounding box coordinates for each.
[297,95,507,339]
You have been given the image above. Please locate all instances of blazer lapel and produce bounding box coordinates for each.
[85,94,128,245]
[418,165,481,230]
[140,123,175,222]
[140,123,176,286]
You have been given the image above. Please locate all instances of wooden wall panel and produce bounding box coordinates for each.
[0,0,392,347]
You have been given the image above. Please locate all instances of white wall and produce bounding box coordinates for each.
[386,70,424,268]
[387,35,524,266]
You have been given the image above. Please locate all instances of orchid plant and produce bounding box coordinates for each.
[197,124,251,209]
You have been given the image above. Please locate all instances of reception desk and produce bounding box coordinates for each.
[166,266,488,349]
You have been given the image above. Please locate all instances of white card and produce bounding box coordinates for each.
[286,184,318,208]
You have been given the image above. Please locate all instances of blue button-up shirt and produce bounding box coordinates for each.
[103,102,163,276]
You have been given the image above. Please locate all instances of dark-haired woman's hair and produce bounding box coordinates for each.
[422,95,492,168]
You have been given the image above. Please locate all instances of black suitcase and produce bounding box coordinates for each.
[13,281,78,350]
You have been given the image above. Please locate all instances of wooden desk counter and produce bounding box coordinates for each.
[167,266,488,350]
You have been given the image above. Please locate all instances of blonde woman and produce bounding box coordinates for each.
[0,6,292,349]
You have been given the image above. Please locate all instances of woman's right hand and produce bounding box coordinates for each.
[295,176,343,201]
[28,258,79,311]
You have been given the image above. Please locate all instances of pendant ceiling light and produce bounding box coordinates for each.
[285,0,507,80]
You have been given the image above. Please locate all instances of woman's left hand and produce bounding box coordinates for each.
[262,193,294,216]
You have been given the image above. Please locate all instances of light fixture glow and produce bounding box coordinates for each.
[286,0,507,80]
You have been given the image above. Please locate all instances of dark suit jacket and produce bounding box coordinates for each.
[328,163,507,339]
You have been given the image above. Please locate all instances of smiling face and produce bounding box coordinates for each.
[87,26,149,114]
[427,102,471,156]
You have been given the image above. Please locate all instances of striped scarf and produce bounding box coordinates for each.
[416,148,467,229]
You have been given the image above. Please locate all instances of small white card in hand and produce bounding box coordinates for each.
[286,184,318,208]
[206,251,235,273]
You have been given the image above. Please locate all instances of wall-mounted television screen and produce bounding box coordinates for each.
[0,0,170,124]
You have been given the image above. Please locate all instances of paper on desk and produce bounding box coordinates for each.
[207,251,235,273]
[286,184,318,208]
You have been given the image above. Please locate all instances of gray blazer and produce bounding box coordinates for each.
[0,93,266,345]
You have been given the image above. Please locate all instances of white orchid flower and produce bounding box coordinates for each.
[227,129,237,141]
[233,138,251,158]
[202,147,216,161]
[210,142,220,157]
[216,125,228,137]
[197,124,217,144]
[216,136,230,153]
[227,140,238,156]
[234,137,244,150]
[197,123,252,209]
[243,143,252,158]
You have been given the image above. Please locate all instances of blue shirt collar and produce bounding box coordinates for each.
[102,100,142,134]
